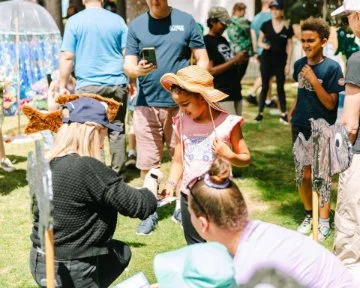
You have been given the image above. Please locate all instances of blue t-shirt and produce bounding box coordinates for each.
[292,57,345,129]
[250,12,271,55]
[125,8,205,107]
[61,8,128,89]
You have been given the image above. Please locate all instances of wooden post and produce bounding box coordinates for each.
[45,229,55,288]
[312,191,319,241]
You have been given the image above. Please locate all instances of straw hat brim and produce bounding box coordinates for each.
[160,73,229,113]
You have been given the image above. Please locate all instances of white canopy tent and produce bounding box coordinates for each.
[168,0,255,31]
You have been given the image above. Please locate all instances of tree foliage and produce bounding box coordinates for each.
[255,0,342,24]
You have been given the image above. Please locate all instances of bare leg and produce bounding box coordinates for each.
[249,76,262,95]
[128,133,136,152]
[299,167,312,211]
[140,170,149,180]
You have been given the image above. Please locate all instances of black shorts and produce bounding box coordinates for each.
[291,125,311,144]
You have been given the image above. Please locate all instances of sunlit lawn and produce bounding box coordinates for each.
[0,83,337,287]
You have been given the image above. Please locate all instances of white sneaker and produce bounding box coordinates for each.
[309,224,331,242]
[1,158,16,172]
[297,215,312,234]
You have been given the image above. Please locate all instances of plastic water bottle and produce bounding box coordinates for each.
[336,91,345,123]
[143,168,163,195]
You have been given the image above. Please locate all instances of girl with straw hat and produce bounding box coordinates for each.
[160,65,251,244]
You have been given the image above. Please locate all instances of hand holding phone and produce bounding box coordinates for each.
[142,47,157,67]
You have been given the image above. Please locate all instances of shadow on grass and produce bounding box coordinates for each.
[0,154,28,196]
[157,202,175,221]
[127,241,146,248]
[244,147,297,201]
[7,154,27,165]
[124,167,141,183]
[0,169,27,196]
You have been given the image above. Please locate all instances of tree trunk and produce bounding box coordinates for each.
[126,0,148,23]
[44,0,64,35]
[116,0,126,19]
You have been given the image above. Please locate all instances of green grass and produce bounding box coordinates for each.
[0,83,338,287]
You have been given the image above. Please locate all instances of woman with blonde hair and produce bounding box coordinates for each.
[27,96,158,288]
[188,158,356,287]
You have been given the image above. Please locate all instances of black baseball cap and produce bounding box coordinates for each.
[63,97,122,132]
[269,0,284,10]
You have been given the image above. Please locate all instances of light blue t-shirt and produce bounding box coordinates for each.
[61,8,128,89]
[126,8,205,107]
[250,12,271,55]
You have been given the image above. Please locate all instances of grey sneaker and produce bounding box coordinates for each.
[136,212,158,235]
[1,158,16,172]
[297,215,312,235]
[171,209,182,226]
[310,223,331,242]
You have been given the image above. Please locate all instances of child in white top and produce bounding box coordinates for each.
[160,65,250,244]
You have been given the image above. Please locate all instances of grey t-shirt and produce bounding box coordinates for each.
[345,51,360,154]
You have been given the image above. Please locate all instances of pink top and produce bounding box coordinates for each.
[234,220,356,287]
[173,112,243,195]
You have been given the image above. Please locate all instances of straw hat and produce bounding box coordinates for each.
[160,65,229,113]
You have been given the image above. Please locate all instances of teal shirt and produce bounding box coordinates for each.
[61,8,128,89]
[227,17,253,56]
[250,12,271,55]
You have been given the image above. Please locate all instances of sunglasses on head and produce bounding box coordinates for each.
[340,11,354,26]
[187,176,209,219]
[187,173,232,219]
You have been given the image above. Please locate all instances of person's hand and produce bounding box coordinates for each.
[143,168,163,197]
[284,63,291,75]
[58,87,70,95]
[212,138,232,159]
[262,43,271,50]
[300,65,317,85]
[159,186,174,199]
[128,82,137,101]
[136,59,156,76]
[234,51,249,64]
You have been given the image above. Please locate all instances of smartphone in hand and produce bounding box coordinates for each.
[141,47,157,67]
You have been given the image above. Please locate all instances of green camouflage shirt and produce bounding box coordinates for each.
[227,17,254,56]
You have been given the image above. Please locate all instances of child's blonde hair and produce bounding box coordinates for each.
[190,158,249,231]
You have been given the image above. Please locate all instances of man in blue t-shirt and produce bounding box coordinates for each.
[59,0,129,176]
[289,18,344,242]
[124,0,208,235]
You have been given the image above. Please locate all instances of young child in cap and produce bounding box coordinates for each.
[288,17,344,241]
[160,65,251,245]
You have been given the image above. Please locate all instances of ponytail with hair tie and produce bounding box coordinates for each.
[204,173,231,189]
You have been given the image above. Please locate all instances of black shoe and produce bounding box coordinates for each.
[255,114,263,122]
[279,115,289,125]
[246,94,258,106]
